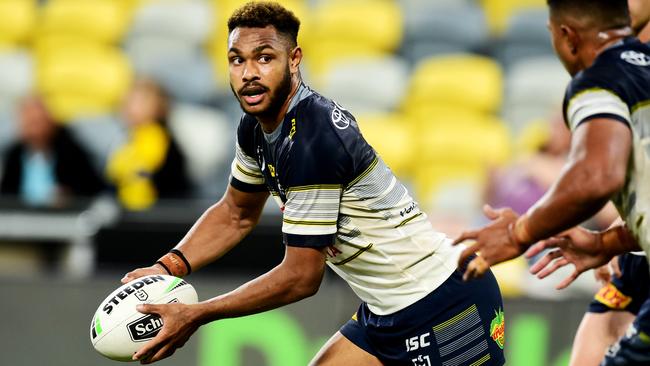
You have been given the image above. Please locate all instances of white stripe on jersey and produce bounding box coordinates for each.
[231,142,265,186]
[566,88,631,130]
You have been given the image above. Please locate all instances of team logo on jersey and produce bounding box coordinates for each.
[621,51,650,66]
[595,283,632,310]
[331,103,350,130]
[490,308,505,349]
[289,118,297,139]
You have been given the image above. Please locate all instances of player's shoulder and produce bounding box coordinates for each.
[568,38,650,105]
[236,114,260,157]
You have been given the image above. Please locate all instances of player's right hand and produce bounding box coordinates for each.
[121,264,167,284]
[593,256,622,285]
[525,226,613,290]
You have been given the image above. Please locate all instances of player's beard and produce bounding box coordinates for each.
[232,64,293,120]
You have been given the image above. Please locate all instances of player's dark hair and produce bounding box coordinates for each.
[547,0,630,29]
[227,1,301,47]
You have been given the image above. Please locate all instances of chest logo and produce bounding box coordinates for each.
[331,104,351,130]
[267,164,276,177]
[621,50,650,66]
[289,118,297,139]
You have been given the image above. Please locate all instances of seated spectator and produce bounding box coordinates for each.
[0,96,105,207]
[107,78,191,210]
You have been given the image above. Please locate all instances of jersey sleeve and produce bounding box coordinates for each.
[281,101,357,248]
[229,118,267,193]
[564,74,631,131]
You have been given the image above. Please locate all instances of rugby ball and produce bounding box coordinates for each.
[90,275,198,361]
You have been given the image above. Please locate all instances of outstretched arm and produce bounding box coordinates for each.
[133,244,327,363]
[122,185,269,282]
[454,118,632,279]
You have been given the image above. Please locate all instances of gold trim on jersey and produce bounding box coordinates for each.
[395,212,423,228]
[632,99,650,113]
[282,218,338,226]
[433,304,479,332]
[469,354,491,366]
[287,184,342,192]
[331,243,374,266]
[236,163,264,179]
[347,157,379,188]
[566,87,624,114]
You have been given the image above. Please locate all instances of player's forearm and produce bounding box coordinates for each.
[600,224,641,256]
[171,197,261,272]
[194,255,324,323]
[516,162,619,245]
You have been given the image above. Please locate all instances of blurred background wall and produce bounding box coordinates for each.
[0,0,615,365]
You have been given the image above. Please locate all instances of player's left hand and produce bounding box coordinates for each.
[132,302,202,364]
[453,205,524,281]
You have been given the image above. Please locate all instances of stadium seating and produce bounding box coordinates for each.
[168,103,235,196]
[37,0,130,44]
[0,50,33,110]
[503,56,570,132]
[0,0,36,48]
[306,0,403,77]
[37,45,132,121]
[355,113,415,178]
[404,54,503,116]
[480,0,546,34]
[493,9,555,68]
[126,0,220,104]
[319,56,409,114]
[401,1,489,64]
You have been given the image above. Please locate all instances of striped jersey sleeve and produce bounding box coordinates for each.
[230,141,264,182]
[565,88,631,131]
[282,184,342,247]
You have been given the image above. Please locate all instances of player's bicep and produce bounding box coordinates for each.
[224,184,269,224]
[569,118,632,184]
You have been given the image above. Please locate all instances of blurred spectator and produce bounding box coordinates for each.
[106,78,190,210]
[485,113,570,215]
[0,96,105,207]
[486,114,618,229]
[486,113,618,229]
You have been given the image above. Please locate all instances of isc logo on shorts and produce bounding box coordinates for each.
[595,283,633,310]
[405,332,431,352]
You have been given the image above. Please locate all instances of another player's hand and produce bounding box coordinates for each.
[121,264,167,284]
[526,226,613,290]
[453,205,524,281]
[132,302,202,364]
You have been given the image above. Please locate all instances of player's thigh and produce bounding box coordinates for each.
[569,311,635,366]
[309,331,383,366]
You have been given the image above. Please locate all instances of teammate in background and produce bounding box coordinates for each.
[558,1,650,365]
[121,2,505,365]
[547,3,650,365]
[453,0,650,365]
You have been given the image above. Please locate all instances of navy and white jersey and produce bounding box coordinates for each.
[563,38,650,257]
[230,83,460,315]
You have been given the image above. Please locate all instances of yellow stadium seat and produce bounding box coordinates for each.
[481,0,546,34]
[413,113,511,202]
[38,0,130,44]
[37,45,132,121]
[306,0,402,76]
[0,0,36,47]
[208,0,311,85]
[404,54,503,116]
[356,114,415,178]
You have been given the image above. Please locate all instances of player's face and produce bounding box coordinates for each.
[629,0,650,33]
[548,17,581,76]
[228,26,294,118]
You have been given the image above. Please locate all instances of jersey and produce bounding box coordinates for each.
[230,83,460,315]
[563,38,650,258]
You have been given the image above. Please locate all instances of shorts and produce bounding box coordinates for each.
[340,268,505,366]
[589,253,650,315]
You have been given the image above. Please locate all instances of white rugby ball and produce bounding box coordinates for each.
[90,275,198,361]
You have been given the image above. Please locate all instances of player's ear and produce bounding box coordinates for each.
[289,46,302,73]
[561,24,579,55]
